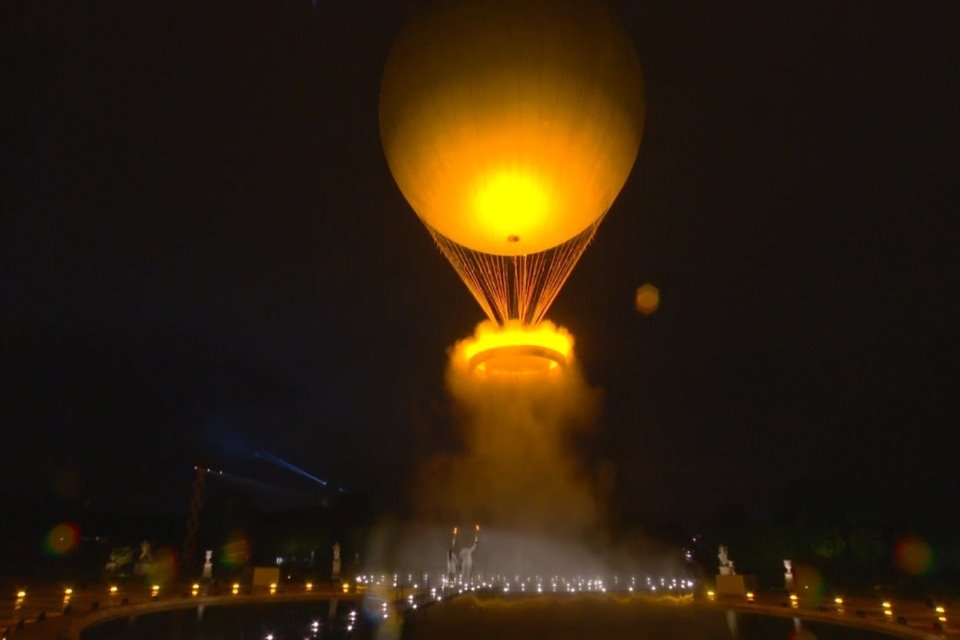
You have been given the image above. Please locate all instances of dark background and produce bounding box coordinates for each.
[2,0,958,573]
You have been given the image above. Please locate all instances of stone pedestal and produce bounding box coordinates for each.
[253,566,280,587]
[716,574,757,596]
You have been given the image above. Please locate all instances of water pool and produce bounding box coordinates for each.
[80,594,910,640]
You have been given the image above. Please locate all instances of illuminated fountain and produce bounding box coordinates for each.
[380,0,645,374]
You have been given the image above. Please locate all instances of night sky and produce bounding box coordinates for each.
[2,1,958,530]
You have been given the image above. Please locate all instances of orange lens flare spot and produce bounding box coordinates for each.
[635,283,660,315]
[894,534,933,575]
[221,529,251,567]
[457,320,573,377]
[45,522,80,556]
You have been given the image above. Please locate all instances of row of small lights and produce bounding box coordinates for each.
[354,573,693,588]
[12,585,950,626]
[702,590,948,624]
[878,599,947,624]
[11,580,349,602]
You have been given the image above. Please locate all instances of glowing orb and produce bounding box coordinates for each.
[45,522,80,555]
[381,0,643,257]
[895,535,933,575]
[221,529,251,566]
[456,321,573,377]
[145,547,179,584]
[635,283,660,315]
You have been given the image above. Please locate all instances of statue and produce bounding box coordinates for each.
[716,544,756,597]
[718,545,735,575]
[446,527,460,585]
[105,546,134,577]
[458,525,479,584]
[133,540,154,577]
[202,549,213,579]
[332,542,342,579]
[783,559,794,589]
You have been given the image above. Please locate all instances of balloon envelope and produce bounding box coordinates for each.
[380,0,645,257]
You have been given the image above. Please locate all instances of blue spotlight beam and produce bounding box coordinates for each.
[254,451,330,487]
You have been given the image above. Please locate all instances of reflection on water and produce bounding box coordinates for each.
[402,596,898,640]
[727,608,739,637]
[82,596,902,640]
[81,600,359,640]
[726,610,818,640]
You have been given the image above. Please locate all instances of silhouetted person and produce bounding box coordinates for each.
[446,527,459,584]
[459,525,479,583]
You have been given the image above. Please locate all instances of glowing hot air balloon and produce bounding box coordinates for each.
[381,0,645,329]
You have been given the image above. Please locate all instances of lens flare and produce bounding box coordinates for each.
[793,563,825,605]
[894,535,933,575]
[454,320,573,377]
[44,522,80,555]
[146,547,179,584]
[634,284,660,315]
[221,530,252,566]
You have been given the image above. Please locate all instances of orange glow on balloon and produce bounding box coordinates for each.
[380,0,644,257]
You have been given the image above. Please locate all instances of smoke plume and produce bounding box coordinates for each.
[361,321,682,579]
[416,320,601,535]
